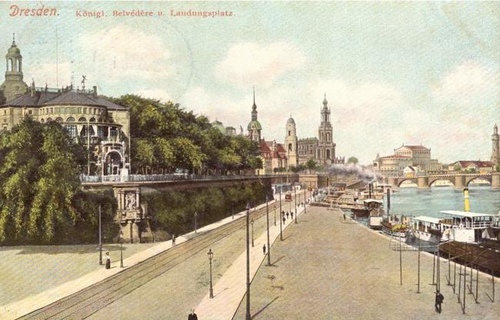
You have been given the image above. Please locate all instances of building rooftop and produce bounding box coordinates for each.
[2,86,127,111]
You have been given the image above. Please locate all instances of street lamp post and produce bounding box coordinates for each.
[279,190,283,241]
[273,206,277,226]
[98,204,103,265]
[251,219,254,247]
[266,195,271,266]
[245,203,251,320]
[119,231,124,268]
[304,188,307,214]
[294,187,297,224]
[208,248,214,298]
[194,211,198,233]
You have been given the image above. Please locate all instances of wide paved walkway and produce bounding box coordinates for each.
[233,206,500,320]
[1,199,499,319]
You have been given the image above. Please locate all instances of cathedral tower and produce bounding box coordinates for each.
[0,34,28,102]
[491,124,499,166]
[247,88,262,142]
[317,94,336,166]
[284,115,298,168]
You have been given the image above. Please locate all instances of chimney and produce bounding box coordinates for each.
[93,86,97,98]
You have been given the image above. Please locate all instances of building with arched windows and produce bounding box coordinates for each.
[0,40,130,177]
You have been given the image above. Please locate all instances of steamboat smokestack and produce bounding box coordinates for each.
[463,187,470,212]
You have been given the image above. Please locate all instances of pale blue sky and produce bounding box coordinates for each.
[1,1,498,164]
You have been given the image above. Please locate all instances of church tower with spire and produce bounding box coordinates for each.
[317,94,336,166]
[284,115,298,168]
[491,124,499,167]
[247,88,262,142]
[0,34,28,102]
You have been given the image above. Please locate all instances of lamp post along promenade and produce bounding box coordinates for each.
[266,195,271,266]
[119,231,124,268]
[294,186,297,224]
[245,203,251,320]
[208,248,214,299]
[194,211,198,233]
[251,219,254,247]
[279,190,283,241]
[98,204,102,265]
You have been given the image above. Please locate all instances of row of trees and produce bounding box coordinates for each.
[144,182,268,238]
[0,94,265,244]
[0,118,117,244]
[111,95,263,175]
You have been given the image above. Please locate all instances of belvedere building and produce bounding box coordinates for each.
[0,40,130,178]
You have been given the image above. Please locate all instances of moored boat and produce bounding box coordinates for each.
[351,199,384,218]
[381,214,409,241]
[410,210,500,245]
[410,216,443,244]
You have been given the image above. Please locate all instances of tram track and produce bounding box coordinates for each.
[19,201,282,319]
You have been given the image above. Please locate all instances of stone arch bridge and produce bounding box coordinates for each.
[385,172,500,189]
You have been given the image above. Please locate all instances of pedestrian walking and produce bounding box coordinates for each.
[188,309,198,320]
[172,234,176,246]
[283,215,286,224]
[286,211,289,219]
[263,244,266,255]
[435,290,444,313]
[105,252,111,269]
[291,211,294,219]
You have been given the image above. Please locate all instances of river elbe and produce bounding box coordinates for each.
[386,185,500,218]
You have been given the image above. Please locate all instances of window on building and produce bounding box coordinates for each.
[66,125,77,138]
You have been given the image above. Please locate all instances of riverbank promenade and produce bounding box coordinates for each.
[1,202,499,319]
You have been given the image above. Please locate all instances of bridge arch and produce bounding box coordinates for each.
[428,178,455,187]
[465,175,492,187]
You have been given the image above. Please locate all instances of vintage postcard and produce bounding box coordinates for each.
[0,1,498,319]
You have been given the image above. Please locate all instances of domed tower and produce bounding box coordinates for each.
[247,88,262,142]
[491,124,499,166]
[284,115,298,168]
[317,94,336,166]
[0,34,28,102]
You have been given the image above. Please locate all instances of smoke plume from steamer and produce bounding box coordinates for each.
[328,163,381,183]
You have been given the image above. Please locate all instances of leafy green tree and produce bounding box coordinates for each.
[306,159,317,172]
[112,94,261,175]
[28,121,82,241]
[347,156,358,164]
[0,118,86,243]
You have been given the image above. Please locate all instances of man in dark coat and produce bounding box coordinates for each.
[188,309,198,320]
[435,290,444,313]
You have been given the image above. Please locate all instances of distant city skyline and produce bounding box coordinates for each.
[1,1,498,165]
